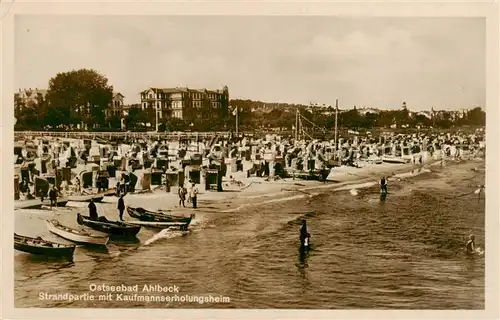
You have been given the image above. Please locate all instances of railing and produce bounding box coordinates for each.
[14,131,231,140]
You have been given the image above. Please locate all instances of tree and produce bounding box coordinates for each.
[466,107,486,126]
[126,106,146,130]
[45,69,113,129]
[15,91,48,130]
[164,118,188,132]
[107,114,122,130]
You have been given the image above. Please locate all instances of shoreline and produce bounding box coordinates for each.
[167,157,483,216]
[13,156,484,237]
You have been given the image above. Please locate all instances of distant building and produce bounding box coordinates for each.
[122,103,139,116]
[358,107,379,116]
[14,88,48,117]
[139,86,229,121]
[105,92,125,118]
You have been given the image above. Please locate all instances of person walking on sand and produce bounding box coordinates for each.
[117,194,125,221]
[178,184,186,208]
[75,176,81,193]
[187,180,193,203]
[190,183,199,209]
[40,188,47,203]
[48,185,57,209]
[88,198,98,220]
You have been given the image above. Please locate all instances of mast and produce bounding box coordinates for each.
[295,108,299,145]
[155,102,159,132]
[235,107,239,136]
[334,99,338,159]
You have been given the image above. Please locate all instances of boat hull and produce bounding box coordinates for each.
[127,206,193,223]
[68,195,104,202]
[14,234,76,257]
[77,214,141,237]
[381,156,408,164]
[46,220,109,246]
[125,220,190,231]
[15,198,69,210]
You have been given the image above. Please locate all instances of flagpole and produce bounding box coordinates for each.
[235,107,238,136]
[155,103,159,132]
[295,108,299,145]
[334,99,338,159]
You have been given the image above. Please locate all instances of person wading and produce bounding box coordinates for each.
[88,198,98,220]
[299,220,311,248]
[379,176,388,194]
[117,194,125,221]
[466,234,476,254]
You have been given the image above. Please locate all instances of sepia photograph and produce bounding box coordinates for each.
[2,2,499,318]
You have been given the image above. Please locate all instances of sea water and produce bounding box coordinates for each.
[14,161,485,309]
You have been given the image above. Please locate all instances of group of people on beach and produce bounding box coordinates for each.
[85,180,198,223]
[87,193,125,221]
[178,182,199,209]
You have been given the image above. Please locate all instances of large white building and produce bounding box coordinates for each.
[139,86,229,121]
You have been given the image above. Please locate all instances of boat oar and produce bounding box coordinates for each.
[444,190,476,200]
[281,188,312,196]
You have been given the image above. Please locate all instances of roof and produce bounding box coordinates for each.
[18,88,48,97]
[140,87,224,95]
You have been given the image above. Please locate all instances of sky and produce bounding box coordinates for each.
[15,16,485,111]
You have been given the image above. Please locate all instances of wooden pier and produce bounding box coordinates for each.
[14,131,231,141]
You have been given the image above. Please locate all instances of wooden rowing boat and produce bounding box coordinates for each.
[68,195,104,202]
[46,219,109,246]
[381,156,408,164]
[14,233,76,257]
[15,200,43,210]
[76,213,141,237]
[125,220,191,231]
[15,198,69,210]
[127,206,195,223]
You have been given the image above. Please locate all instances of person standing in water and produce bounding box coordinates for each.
[88,198,98,220]
[117,194,125,221]
[299,220,310,247]
[466,234,476,254]
[379,176,388,194]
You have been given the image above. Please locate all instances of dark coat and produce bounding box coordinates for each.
[49,189,57,200]
[117,197,125,210]
[88,201,98,219]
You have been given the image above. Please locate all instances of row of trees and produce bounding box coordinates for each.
[230,99,486,131]
[14,68,230,132]
[14,68,486,132]
[15,69,114,130]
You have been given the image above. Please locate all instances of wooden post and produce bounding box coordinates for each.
[235,107,239,136]
[334,99,339,159]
